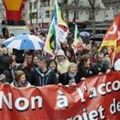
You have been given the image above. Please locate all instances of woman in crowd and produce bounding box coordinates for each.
[55,49,70,74]
[48,59,60,81]
[59,62,80,85]
[33,55,40,68]
[11,70,31,87]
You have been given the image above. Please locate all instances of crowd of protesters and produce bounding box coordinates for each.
[0,27,119,88]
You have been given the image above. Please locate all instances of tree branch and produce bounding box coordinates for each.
[87,0,96,8]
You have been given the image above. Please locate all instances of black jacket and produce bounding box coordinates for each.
[59,72,81,85]
[78,64,96,78]
[92,60,110,74]
[33,67,58,86]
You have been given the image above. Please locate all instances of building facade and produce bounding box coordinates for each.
[102,0,120,20]
[1,0,120,31]
[25,0,106,26]
[25,0,55,28]
[0,0,5,23]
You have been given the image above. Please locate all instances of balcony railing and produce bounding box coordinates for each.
[102,0,120,4]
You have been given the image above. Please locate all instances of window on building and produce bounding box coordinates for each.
[40,0,50,7]
[33,12,37,19]
[40,2,44,7]
[34,2,37,9]
[46,0,50,6]
[29,13,32,19]
[29,12,37,19]
[45,10,50,18]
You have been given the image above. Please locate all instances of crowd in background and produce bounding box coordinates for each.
[0,27,117,88]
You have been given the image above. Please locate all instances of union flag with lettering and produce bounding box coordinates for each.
[99,13,120,63]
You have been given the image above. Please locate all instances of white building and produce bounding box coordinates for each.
[1,0,120,30]
[25,0,106,26]
[25,0,55,28]
[66,0,105,22]
[102,0,120,20]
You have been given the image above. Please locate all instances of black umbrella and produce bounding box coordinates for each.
[90,34,104,41]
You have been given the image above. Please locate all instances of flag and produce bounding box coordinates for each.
[73,24,83,50]
[73,24,82,46]
[54,0,69,43]
[99,14,120,51]
[44,0,69,55]
[99,13,120,64]
[44,17,58,56]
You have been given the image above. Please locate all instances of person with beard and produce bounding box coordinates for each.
[92,52,111,74]
[77,55,96,80]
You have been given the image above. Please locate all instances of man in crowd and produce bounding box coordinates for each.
[32,56,58,86]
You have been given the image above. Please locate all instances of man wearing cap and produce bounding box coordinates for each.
[55,49,70,74]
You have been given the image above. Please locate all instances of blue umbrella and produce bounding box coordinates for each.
[80,31,90,38]
[3,33,44,50]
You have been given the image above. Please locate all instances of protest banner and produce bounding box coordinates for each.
[0,71,119,120]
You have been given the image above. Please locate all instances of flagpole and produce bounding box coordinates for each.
[112,40,117,67]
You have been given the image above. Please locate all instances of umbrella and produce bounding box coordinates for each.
[3,33,44,50]
[80,31,90,38]
[90,34,104,41]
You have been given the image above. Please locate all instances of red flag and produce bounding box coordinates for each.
[99,13,120,64]
[114,40,120,62]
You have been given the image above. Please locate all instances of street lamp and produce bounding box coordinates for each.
[29,0,32,25]
[36,0,39,26]
[38,8,45,29]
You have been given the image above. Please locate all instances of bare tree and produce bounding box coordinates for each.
[63,0,69,21]
[87,0,105,34]
[60,0,79,22]
[59,0,69,21]
[87,0,96,34]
